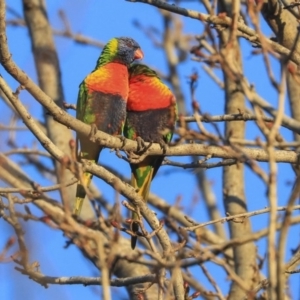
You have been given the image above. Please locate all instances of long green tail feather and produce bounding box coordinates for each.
[73,169,93,216]
[131,159,155,249]
[73,144,100,217]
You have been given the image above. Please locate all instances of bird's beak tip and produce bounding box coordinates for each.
[134,48,144,60]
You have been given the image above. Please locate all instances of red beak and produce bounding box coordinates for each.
[134,48,144,60]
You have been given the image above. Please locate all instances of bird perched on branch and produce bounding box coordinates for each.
[74,37,144,217]
[124,64,177,249]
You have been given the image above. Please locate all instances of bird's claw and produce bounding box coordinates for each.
[136,136,147,152]
[159,139,168,154]
[118,135,127,148]
[115,149,122,159]
[89,124,98,142]
[126,151,144,163]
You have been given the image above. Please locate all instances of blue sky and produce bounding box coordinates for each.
[0,0,299,299]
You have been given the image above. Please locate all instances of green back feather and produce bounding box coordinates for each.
[129,63,159,79]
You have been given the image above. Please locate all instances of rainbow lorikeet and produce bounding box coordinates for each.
[74,37,144,217]
[124,64,177,249]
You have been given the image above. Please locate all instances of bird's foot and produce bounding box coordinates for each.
[136,136,147,152]
[159,139,168,154]
[89,124,98,143]
[118,135,127,149]
[126,151,148,164]
[115,148,123,159]
[124,137,152,163]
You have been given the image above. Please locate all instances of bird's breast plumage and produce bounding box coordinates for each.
[85,62,129,100]
[77,62,128,134]
[127,75,174,111]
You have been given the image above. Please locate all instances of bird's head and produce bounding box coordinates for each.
[97,37,144,68]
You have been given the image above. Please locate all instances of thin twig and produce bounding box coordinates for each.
[184,205,300,231]
[127,0,300,64]
[0,178,78,194]
[266,64,286,299]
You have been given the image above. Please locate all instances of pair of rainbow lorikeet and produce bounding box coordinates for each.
[74,37,177,249]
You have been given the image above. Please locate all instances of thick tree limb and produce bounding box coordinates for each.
[1,75,299,164]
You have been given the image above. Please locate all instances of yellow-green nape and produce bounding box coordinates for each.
[105,38,119,56]
[95,38,119,69]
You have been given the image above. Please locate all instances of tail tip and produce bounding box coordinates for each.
[131,221,139,249]
[131,236,137,249]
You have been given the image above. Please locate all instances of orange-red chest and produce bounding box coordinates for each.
[127,75,174,111]
[85,63,129,100]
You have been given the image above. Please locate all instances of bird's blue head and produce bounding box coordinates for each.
[97,37,143,68]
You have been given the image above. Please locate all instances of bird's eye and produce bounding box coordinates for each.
[126,41,133,48]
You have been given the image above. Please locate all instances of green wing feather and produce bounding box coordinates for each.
[74,80,101,216]
[76,81,88,122]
